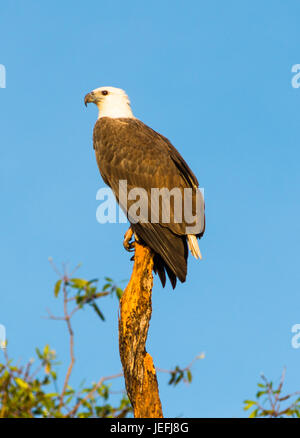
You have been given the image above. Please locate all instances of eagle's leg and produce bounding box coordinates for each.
[123,227,135,252]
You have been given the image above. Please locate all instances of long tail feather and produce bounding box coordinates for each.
[187,234,202,260]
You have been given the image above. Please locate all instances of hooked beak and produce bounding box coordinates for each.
[84,91,95,107]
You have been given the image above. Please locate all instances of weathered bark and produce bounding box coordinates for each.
[118,241,163,418]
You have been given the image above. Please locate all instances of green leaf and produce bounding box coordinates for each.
[116,288,123,300]
[249,408,258,418]
[168,372,176,385]
[70,278,89,289]
[187,369,192,383]
[175,371,184,385]
[87,279,98,285]
[35,347,42,359]
[91,303,105,321]
[54,279,62,298]
[285,409,296,417]
[15,377,29,389]
[244,400,256,411]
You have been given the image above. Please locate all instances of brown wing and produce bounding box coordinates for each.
[93,117,205,286]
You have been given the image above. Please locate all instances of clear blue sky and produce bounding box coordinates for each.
[1,0,300,418]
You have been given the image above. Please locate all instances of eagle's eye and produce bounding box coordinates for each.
[102,90,108,96]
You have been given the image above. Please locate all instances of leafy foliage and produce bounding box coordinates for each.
[167,353,205,387]
[244,368,300,418]
[0,344,132,418]
[0,264,131,418]
[0,262,200,418]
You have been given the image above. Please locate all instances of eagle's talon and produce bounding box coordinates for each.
[123,227,134,252]
[124,240,135,252]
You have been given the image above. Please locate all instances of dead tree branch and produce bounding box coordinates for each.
[118,241,163,418]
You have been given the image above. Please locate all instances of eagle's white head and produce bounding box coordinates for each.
[84,86,134,119]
